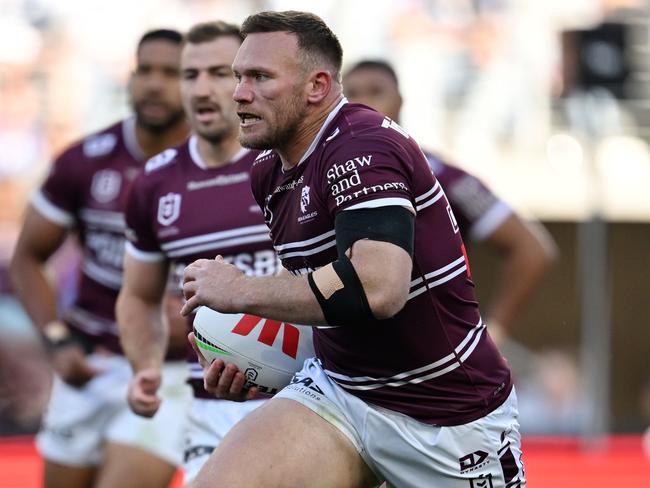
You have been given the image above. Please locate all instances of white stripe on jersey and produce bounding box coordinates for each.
[125,241,165,262]
[469,200,512,242]
[409,256,465,288]
[276,238,337,260]
[344,197,415,213]
[79,208,126,231]
[273,229,336,252]
[408,257,467,301]
[415,181,440,202]
[415,184,445,212]
[31,191,75,227]
[167,233,272,259]
[162,224,269,251]
[82,260,123,290]
[65,306,118,336]
[324,320,485,390]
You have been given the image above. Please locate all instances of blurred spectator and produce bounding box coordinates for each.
[517,348,595,435]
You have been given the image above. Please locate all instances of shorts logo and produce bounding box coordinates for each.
[91,169,121,203]
[460,450,489,473]
[469,473,494,488]
[231,314,300,359]
[289,376,324,395]
[300,186,310,213]
[157,192,181,226]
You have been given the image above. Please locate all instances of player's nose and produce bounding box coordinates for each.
[233,78,253,103]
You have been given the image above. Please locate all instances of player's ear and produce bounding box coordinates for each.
[306,70,332,104]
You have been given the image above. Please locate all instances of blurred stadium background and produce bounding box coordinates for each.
[0,0,649,486]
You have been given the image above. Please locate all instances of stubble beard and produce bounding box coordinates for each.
[135,104,186,134]
[239,91,307,151]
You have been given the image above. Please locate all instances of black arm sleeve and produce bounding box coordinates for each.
[334,206,415,257]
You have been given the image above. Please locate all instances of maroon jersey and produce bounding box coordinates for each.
[251,100,512,426]
[125,136,278,398]
[33,118,148,353]
[425,152,512,242]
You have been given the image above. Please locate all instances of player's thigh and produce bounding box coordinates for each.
[43,460,96,488]
[183,398,266,485]
[193,398,379,488]
[94,442,177,488]
[37,372,117,469]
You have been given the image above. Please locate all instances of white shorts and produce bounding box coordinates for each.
[276,358,526,488]
[37,355,192,467]
[183,397,265,484]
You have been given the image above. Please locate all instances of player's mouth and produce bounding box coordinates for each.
[238,112,262,128]
[194,104,220,124]
[140,101,169,118]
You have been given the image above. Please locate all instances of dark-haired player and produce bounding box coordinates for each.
[343,58,557,345]
[116,21,279,484]
[182,10,526,488]
[10,29,191,488]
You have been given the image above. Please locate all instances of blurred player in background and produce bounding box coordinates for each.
[10,29,191,488]
[183,11,525,487]
[343,59,557,345]
[116,21,279,484]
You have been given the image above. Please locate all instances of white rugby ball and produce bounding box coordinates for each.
[192,307,314,395]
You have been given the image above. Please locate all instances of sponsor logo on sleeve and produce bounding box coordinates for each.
[144,149,177,173]
[325,154,412,206]
[157,192,182,226]
[83,133,117,158]
[91,169,122,203]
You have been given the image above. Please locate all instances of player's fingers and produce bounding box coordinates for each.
[188,332,210,368]
[204,358,225,392]
[229,371,247,397]
[182,280,197,300]
[214,363,238,399]
[132,398,160,418]
[180,295,200,316]
[245,386,259,401]
[139,369,162,386]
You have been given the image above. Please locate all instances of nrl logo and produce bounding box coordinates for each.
[91,169,121,203]
[157,192,182,226]
[300,186,310,213]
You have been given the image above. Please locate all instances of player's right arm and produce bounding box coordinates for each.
[116,252,170,417]
[9,206,98,387]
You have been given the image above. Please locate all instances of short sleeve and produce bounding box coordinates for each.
[124,176,165,262]
[320,134,416,216]
[444,170,512,242]
[32,149,82,227]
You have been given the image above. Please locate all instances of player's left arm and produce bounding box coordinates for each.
[483,214,558,341]
[181,210,413,324]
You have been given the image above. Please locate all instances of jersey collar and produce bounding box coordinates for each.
[188,134,249,170]
[122,117,146,161]
[296,96,348,167]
